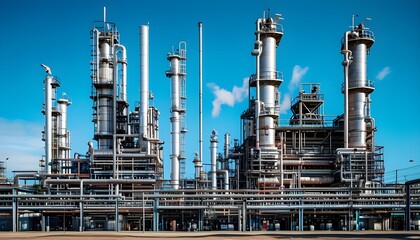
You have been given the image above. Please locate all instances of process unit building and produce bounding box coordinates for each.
[0,10,418,232]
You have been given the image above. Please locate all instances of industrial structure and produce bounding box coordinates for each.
[0,10,419,233]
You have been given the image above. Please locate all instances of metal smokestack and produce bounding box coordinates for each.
[198,22,203,176]
[140,25,149,140]
[44,75,53,174]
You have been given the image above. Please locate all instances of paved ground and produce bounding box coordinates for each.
[0,231,420,240]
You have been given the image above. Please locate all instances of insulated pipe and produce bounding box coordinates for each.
[210,130,218,190]
[253,19,262,151]
[139,25,149,139]
[114,44,127,102]
[342,31,351,149]
[44,75,53,174]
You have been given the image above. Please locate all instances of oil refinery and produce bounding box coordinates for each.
[0,9,419,233]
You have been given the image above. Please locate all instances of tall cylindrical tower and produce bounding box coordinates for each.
[44,75,54,174]
[91,22,119,150]
[140,25,149,141]
[251,12,283,150]
[344,23,375,148]
[166,43,187,190]
[57,96,71,173]
[246,10,284,189]
[210,130,218,190]
[223,133,230,170]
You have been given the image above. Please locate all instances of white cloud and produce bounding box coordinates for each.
[376,66,391,81]
[280,93,291,114]
[289,65,309,91]
[208,78,249,117]
[0,118,44,176]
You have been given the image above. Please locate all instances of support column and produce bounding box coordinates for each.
[12,189,17,232]
[115,197,119,231]
[242,201,247,232]
[153,197,158,231]
[79,201,83,231]
[238,208,242,232]
[405,184,411,231]
[356,209,360,231]
[298,198,303,232]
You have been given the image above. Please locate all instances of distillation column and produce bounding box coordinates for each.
[140,25,149,143]
[249,11,283,188]
[338,19,379,186]
[42,71,61,174]
[210,130,218,190]
[166,42,187,190]
[91,23,120,150]
[57,95,72,174]
[346,23,375,149]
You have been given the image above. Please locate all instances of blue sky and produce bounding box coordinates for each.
[0,0,419,183]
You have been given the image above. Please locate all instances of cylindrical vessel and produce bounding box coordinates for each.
[259,116,275,148]
[260,37,277,79]
[167,51,183,190]
[97,38,114,149]
[222,133,230,170]
[257,19,282,149]
[57,98,71,173]
[348,92,366,147]
[347,27,374,148]
[210,130,218,190]
[139,25,149,139]
[170,111,180,190]
[44,76,53,174]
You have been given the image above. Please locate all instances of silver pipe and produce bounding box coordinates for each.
[224,133,230,160]
[139,25,149,139]
[254,19,262,151]
[198,22,203,177]
[210,130,218,190]
[44,75,53,174]
[222,133,230,171]
[114,44,127,102]
[12,189,16,232]
[342,31,358,148]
